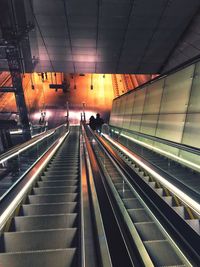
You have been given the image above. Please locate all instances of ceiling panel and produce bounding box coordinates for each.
[22,0,200,73]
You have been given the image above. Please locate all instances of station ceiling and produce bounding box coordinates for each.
[1,0,200,74]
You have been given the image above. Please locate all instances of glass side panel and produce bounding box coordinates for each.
[0,125,67,200]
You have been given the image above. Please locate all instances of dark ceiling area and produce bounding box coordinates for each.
[1,0,200,74]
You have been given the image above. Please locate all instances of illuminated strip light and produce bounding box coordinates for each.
[102,134,200,216]
[120,133,200,172]
[0,130,69,231]
[1,124,66,165]
[10,129,23,135]
[0,131,54,164]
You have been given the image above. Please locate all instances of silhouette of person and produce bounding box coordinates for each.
[95,113,104,134]
[89,115,96,130]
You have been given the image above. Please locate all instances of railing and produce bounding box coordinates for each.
[0,123,68,201]
[110,126,200,172]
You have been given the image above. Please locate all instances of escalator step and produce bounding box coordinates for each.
[0,248,77,267]
[27,193,78,204]
[11,214,78,231]
[33,186,78,194]
[1,228,78,252]
[21,202,77,216]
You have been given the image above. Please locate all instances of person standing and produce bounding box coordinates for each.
[89,115,96,130]
[95,113,104,134]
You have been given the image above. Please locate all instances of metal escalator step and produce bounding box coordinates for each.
[128,209,153,223]
[49,162,79,166]
[142,176,150,182]
[48,161,79,168]
[41,175,78,181]
[154,188,164,196]
[134,222,166,241]
[46,167,78,172]
[28,193,78,204]
[11,214,78,231]
[33,186,78,194]
[162,196,173,206]
[52,160,78,163]
[118,190,134,199]
[186,219,200,234]
[37,180,78,187]
[148,182,156,188]
[1,228,77,252]
[55,157,79,160]
[110,176,124,181]
[0,248,77,267]
[123,198,143,209]
[112,179,124,184]
[114,183,130,191]
[173,206,190,219]
[144,240,184,266]
[44,170,79,175]
[21,203,77,216]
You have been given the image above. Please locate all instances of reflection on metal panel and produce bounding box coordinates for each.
[156,114,186,143]
[132,87,147,115]
[143,80,164,115]
[109,60,200,159]
[160,65,194,114]
[140,115,159,136]
[182,114,200,148]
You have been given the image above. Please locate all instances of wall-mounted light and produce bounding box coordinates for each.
[91,74,93,90]
[74,73,77,89]
[30,73,35,90]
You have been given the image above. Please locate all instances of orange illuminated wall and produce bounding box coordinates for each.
[0,72,157,125]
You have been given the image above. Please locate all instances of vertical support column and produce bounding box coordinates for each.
[6,46,31,141]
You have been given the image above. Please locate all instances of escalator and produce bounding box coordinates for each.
[84,126,200,266]
[105,134,200,236]
[0,127,81,267]
[117,133,200,196]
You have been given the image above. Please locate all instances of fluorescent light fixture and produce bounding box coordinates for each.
[10,129,23,135]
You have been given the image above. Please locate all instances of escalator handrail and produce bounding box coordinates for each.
[110,126,200,157]
[82,126,112,267]
[103,133,200,216]
[0,123,67,164]
[0,128,70,231]
[94,129,200,265]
